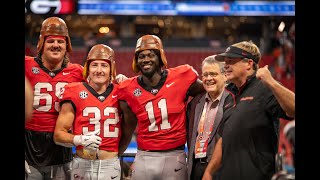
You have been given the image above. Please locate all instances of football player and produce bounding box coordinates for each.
[25,16,84,179]
[118,35,205,180]
[54,44,136,180]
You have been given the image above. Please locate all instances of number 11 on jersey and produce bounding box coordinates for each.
[145,99,171,132]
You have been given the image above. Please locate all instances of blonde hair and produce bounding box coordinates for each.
[232,40,261,63]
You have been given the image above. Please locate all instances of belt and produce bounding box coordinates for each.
[194,157,208,164]
[139,145,185,152]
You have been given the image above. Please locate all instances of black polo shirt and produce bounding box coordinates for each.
[218,73,293,180]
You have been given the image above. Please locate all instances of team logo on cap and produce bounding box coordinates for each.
[133,88,142,97]
[242,52,248,56]
[226,47,230,52]
[79,90,88,99]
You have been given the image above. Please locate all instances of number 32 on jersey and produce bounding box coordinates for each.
[82,106,120,138]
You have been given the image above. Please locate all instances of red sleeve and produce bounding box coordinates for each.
[59,82,82,106]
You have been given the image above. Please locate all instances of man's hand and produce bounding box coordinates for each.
[73,129,102,150]
[256,65,274,85]
[115,73,128,84]
[202,170,212,180]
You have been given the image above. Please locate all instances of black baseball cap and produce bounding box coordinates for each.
[215,46,259,63]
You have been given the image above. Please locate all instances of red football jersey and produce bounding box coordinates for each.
[60,82,121,152]
[25,56,84,132]
[118,64,198,150]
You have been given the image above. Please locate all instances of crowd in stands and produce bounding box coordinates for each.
[25,35,295,93]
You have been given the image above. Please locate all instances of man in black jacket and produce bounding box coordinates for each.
[204,40,295,180]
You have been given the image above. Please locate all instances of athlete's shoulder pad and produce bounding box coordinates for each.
[25,56,34,61]
[65,82,82,90]
[118,76,138,89]
[168,64,199,76]
[68,63,84,70]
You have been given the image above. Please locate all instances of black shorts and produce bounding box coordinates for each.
[25,130,73,166]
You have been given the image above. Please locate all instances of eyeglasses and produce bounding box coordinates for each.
[201,72,220,78]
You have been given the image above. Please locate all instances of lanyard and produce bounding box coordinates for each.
[195,100,219,158]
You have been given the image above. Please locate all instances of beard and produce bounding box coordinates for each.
[138,63,159,78]
[141,69,155,78]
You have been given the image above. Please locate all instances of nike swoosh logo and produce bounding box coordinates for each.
[174,168,182,172]
[112,95,118,98]
[111,175,118,179]
[62,72,70,75]
[166,82,175,88]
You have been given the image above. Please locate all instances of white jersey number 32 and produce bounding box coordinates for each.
[83,107,119,138]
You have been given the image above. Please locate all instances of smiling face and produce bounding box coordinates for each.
[201,62,226,99]
[136,49,161,78]
[88,60,111,86]
[41,36,67,64]
[224,57,253,87]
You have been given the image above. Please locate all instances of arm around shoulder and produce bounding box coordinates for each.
[188,79,205,97]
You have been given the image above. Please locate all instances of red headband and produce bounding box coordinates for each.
[46,35,66,40]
